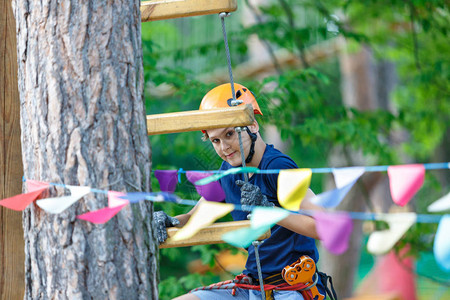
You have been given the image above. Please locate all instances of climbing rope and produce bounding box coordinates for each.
[218,11,264,298]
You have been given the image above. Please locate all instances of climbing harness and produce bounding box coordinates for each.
[190,255,334,300]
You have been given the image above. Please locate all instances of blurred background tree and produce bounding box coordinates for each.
[141,0,449,299]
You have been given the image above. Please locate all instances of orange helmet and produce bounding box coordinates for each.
[199,83,263,116]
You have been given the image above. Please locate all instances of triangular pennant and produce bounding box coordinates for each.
[154,170,178,193]
[0,181,49,211]
[171,201,234,241]
[251,207,289,229]
[186,171,226,202]
[433,215,450,272]
[27,180,50,192]
[428,192,450,212]
[332,166,365,188]
[315,211,353,255]
[311,184,354,208]
[222,225,271,248]
[367,213,417,255]
[77,204,128,224]
[36,185,91,214]
[277,169,312,211]
[388,164,425,206]
[108,191,128,208]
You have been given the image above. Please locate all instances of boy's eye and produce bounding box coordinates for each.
[226,131,234,137]
[211,138,219,143]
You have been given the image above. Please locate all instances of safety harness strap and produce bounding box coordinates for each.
[317,271,338,300]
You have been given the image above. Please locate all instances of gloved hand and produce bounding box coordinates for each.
[236,180,274,212]
[153,211,180,244]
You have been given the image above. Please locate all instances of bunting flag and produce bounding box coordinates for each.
[311,167,365,208]
[170,201,234,241]
[221,207,288,248]
[277,169,312,210]
[222,225,271,248]
[315,211,353,255]
[388,164,425,206]
[427,192,450,212]
[367,213,417,255]
[78,191,156,224]
[36,185,91,214]
[108,191,129,208]
[154,170,178,193]
[186,171,226,202]
[77,204,128,224]
[0,181,49,211]
[434,215,450,271]
[251,207,289,228]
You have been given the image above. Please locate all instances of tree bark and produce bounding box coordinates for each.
[13,0,158,299]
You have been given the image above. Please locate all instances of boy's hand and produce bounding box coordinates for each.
[235,180,274,212]
[153,211,180,244]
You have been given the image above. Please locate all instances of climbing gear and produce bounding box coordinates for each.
[282,255,325,300]
[199,83,263,116]
[317,270,338,300]
[190,272,317,300]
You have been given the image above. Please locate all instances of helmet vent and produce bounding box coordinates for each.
[235,90,242,99]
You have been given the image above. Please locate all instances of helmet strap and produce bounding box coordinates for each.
[245,127,258,164]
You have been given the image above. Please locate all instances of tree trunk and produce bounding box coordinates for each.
[319,45,396,298]
[1,0,25,298]
[13,1,158,299]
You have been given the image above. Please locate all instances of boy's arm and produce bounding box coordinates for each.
[276,189,324,240]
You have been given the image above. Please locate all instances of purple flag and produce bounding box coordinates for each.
[186,171,226,202]
[315,211,353,255]
[154,170,178,193]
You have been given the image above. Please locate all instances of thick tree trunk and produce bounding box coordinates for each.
[319,45,396,298]
[13,1,158,299]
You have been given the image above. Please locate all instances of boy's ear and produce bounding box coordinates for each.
[248,121,259,133]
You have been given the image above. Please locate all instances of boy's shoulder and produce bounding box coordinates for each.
[261,144,298,170]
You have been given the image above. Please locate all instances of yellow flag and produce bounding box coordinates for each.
[171,201,234,241]
[277,169,312,210]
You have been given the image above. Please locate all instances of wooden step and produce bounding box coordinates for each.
[147,104,255,135]
[160,220,271,248]
[141,0,237,22]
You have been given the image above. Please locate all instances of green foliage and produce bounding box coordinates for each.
[141,0,449,296]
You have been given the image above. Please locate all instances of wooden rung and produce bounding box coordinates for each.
[141,0,237,22]
[147,105,255,135]
[159,220,271,248]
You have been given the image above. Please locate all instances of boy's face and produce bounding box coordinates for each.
[206,127,253,167]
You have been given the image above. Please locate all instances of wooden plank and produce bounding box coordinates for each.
[141,0,237,22]
[0,0,25,299]
[160,220,271,248]
[147,105,255,135]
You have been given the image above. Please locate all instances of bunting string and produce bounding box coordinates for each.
[0,161,448,272]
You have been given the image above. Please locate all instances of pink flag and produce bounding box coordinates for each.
[388,164,425,206]
[108,191,128,208]
[315,211,353,255]
[0,181,49,211]
[186,171,225,202]
[77,204,127,224]
[154,170,178,193]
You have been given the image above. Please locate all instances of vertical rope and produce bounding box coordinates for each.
[219,12,237,103]
[252,241,266,300]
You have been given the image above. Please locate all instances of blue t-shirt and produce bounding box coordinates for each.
[219,144,320,280]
